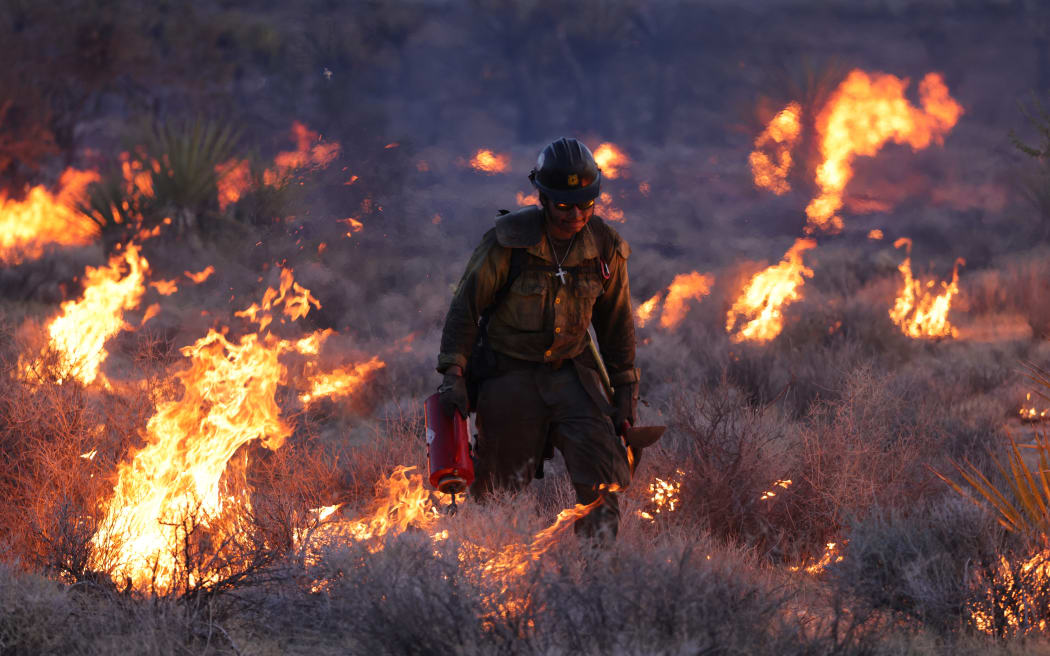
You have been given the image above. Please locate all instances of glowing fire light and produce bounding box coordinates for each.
[638,472,683,522]
[593,142,630,179]
[868,229,884,240]
[90,269,382,591]
[791,541,845,575]
[760,479,792,501]
[301,356,387,404]
[1019,393,1049,422]
[516,191,539,206]
[806,71,962,233]
[184,266,215,283]
[0,168,101,264]
[749,102,802,195]
[636,293,661,328]
[971,552,1050,634]
[22,244,149,386]
[888,237,964,339]
[726,238,816,343]
[470,149,510,174]
[216,159,252,211]
[265,122,341,186]
[637,273,715,330]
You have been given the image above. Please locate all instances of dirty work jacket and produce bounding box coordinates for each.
[437,205,639,387]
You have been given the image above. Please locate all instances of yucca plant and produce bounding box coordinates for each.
[137,117,241,233]
[935,363,1050,541]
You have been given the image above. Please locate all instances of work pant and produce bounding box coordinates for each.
[471,358,631,539]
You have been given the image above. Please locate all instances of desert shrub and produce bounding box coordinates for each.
[0,561,243,655]
[828,499,1012,636]
[662,381,803,559]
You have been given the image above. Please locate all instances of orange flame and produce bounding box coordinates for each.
[749,102,802,195]
[516,191,539,206]
[593,142,630,179]
[759,479,792,501]
[636,293,662,328]
[301,356,387,404]
[21,244,149,386]
[889,237,964,339]
[1020,393,1050,422]
[660,272,714,329]
[184,266,215,283]
[150,279,179,296]
[216,159,252,211]
[791,541,845,575]
[637,472,683,522]
[264,122,341,186]
[806,71,962,233]
[470,149,510,174]
[90,270,382,591]
[0,168,101,264]
[726,238,816,343]
[868,229,884,240]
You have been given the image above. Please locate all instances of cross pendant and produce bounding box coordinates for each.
[555,267,568,284]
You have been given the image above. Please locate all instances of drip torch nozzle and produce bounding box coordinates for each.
[446,492,458,516]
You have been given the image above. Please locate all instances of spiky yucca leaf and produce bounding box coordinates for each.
[140,117,241,214]
[936,363,1050,541]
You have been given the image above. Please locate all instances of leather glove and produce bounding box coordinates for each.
[612,382,638,432]
[438,371,469,418]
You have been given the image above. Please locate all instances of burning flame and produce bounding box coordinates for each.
[90,269,382,591]
[805,71,962,233]
[1020,393,1050,422]
[637,472,682,522]
[301,356,387,404]
[760,479,792,501]
[21,244,149,386]
[184,266,215,283]
[726,238,816,343]
[888,237,964,339]
[470,149,510,174]
[593,142,630,179]
[0,168,101,264]
[971,551,1050,634]
[791,541,845,575]
[749,102,802,195]
[216,159,252,211]
[868,229,884,240]
[637,273,714,330]
[265,122,341,186]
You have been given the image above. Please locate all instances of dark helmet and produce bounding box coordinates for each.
[528,137,602,204]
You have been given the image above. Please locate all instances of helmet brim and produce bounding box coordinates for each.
[530,171,602,204]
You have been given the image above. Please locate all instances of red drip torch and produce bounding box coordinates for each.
[424,392,474,515]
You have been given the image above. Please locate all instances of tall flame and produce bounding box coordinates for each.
[806,71,962,233]
[749,102,802,195]
[888,237,963,339]
[21,244,149,386]
[0,169,100,264]
[90,269,381,591]
[726,238,816,343]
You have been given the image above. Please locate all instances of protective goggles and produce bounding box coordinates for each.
[553,198,596,211]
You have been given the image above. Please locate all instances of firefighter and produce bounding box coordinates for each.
[436,137,638,539]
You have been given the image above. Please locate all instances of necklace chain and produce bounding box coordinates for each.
[547,231,575,268]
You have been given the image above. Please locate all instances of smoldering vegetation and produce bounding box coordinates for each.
[3,0,1050,654]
